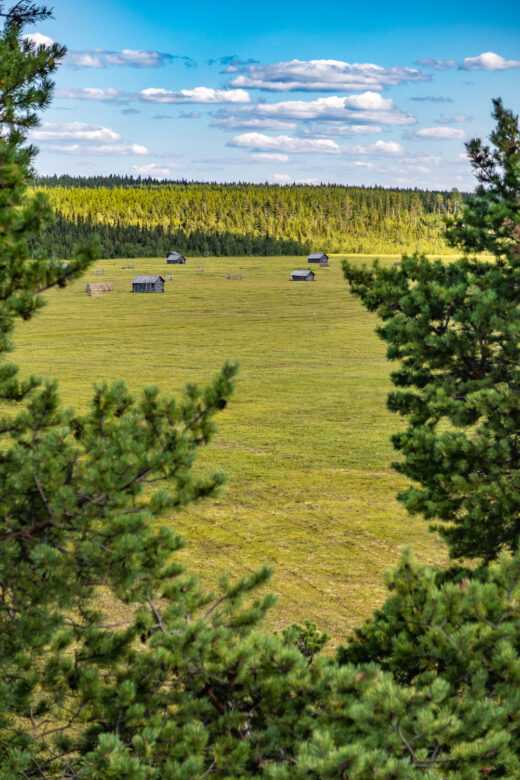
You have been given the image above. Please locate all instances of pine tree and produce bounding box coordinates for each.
[344,100,520,562]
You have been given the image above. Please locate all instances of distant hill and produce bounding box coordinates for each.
[30,177,464,258]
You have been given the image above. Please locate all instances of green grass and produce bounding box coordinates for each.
[13,254,450,644]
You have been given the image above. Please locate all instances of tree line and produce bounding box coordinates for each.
[30,178,464,258]
[27,211,310,258]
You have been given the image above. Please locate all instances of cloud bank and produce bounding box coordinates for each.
[30,123,149,156]
[415,126,466,139]
[228,133,340,154]
[65,49,195,69]
[56,88,126,102]
[213,92,415,130]
[226,58,429,91]
[138,87,251,104]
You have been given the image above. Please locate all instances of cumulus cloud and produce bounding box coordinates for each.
[47,143,149,155]
[227,133,340,154]
[226,58,429,91]
[213,92,414,130]
[65,49,196,69]
[268,174,319,184]
[415,126,466,139]
[350,140,404,155]
[55,87,126,102]
[138,87,251,104]
[23,32,54,47]
[416,58,456,70]
[350,161,376,169]
[251,153,290,162]
[31,122,121,142]
[131,163,187,178]
[460,51,520,70]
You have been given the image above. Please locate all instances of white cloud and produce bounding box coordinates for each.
[227,133,340,154]
[131,163,186,177]
[138,87,251,104]
[251,153,290,162]
[415,126,466,139]
[55,88,126,102]
[23,32,54,47]
[261,93,396,119]
[461,51,520,70]
[65,49,194,68]
[30,122,149,157]
[227,59,429,91]
[270,173,292,183]
[213,93,414,135]
[416,58,456,70]
[31,122,121,142]
[350,140,404,155]
[47,143,149,156]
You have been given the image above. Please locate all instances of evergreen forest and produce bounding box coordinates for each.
[30,176,464,258]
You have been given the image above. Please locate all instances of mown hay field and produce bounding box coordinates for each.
[13,255,450,644]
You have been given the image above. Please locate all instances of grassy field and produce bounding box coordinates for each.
[13,254,449,645]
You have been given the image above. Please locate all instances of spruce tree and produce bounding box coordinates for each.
[344,100,520,562]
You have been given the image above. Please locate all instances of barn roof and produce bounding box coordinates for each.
[167,251,184,258]
[132,275,164,283]
[308,252,328,259]
[291,269,314,277]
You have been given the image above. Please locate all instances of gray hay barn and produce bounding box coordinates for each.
[167,251,186,264]
[308,252,328,263]
[132,275,165,293]
[291,269,315,282]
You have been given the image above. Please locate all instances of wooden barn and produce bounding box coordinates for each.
[132,275,165,293]
[291,269,315,282]
[167,251,186,264]
[308,252,328,263]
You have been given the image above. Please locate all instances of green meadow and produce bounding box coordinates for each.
[13,255,450,644]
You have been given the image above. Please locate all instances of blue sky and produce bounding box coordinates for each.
[26,0,520,189]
